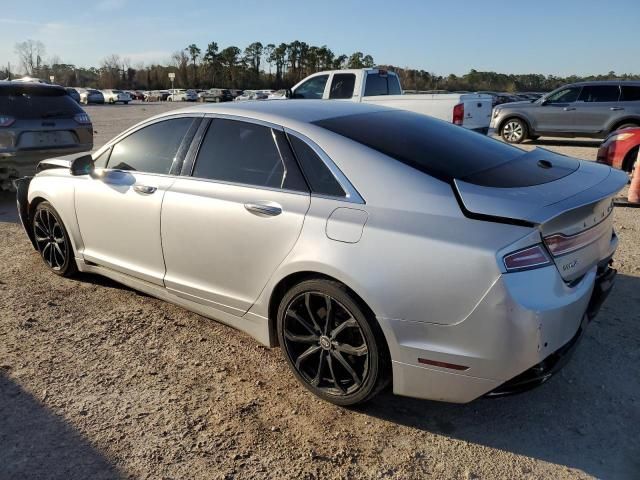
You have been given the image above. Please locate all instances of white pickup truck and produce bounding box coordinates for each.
[289,68,492,133]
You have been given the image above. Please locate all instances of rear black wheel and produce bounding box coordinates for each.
[277,279,388,406]
[32,202,77,277]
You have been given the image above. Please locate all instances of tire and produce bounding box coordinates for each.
[622,146,639,173]
[501,118,528,143]
[32,202,77,277]
[529,135,540,141]
[215,97,221,103]
[277,279,389,406]
[124,101,129,105]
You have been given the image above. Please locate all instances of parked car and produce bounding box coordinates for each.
[128,90,145,101]
[0,81,92,160]
[234,90,256,101]
[597,127,640,172]
[78,88,105,105]
[198,88,233,103]
[144,90,162,102]
[15,101,625,406]
[290,69,493,133]
[65,87,81,103]
[102,89,131,104]
[491,81,640,143]
[229,89,244,99]
[268,90,288,100]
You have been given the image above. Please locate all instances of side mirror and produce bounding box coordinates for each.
[285,88,293,99]
[70,154,95,176]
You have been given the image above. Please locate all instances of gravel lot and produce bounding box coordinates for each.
[0,103,638,480]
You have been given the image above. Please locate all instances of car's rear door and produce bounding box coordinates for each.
[573,84,621,135]
[161,116,310,315]
[74,115,200,285]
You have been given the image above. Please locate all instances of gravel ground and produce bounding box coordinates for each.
[0,103,638,480]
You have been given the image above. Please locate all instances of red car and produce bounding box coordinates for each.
[597,127,640,172]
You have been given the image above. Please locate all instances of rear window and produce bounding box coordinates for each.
[0,85,82,119]
[364,73,402,97]
[313,110,578,187]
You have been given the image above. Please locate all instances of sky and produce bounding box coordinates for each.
[1,0,639,77]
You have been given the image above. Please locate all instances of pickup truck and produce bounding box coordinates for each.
[289,68,492,133]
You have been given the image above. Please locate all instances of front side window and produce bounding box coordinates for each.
[577,85,620,102]
[546,87,581,104]
[107,117,193,174]
[329,74,356,99]
[192,119,286,189]
[292,75,328,99]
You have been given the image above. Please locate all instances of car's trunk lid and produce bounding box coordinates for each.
[454,151,628,281]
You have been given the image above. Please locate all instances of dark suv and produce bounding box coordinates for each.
[490,81,640,143]
[0,81,93,181]
[198,88,233,103]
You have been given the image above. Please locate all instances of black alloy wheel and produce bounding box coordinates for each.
[278,279,388,406]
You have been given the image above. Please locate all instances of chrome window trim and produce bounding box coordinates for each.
[284,128,365,204]
[172,174,311,198]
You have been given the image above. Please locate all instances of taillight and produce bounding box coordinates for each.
[453,103,464,125]
[0,115,15,127]
[74,113,91,125]
[503,244,551,272]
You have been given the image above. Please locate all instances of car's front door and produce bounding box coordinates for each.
[535,86,582,133]
[75,116,198,285]
[161,117,310,315]
[573,84,621,135]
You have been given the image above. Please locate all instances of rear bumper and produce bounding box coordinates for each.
[379,262,617,403]
[487,264,616,397]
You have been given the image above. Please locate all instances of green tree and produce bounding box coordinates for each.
[185,44,201,85]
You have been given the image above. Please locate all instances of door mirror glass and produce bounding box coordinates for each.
[70,154,95,176]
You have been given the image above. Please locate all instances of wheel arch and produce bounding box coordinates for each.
[497,114,533,135]
[266,270,391,359]
[622,145,639,172]
[607,117,640,135]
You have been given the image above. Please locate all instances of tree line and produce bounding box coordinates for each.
[4,39,640,93]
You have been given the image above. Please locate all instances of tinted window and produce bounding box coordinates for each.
[578,85,620,102]
[0,85,83,118]
[288,135,345,197]
[329,74,356,99]
[292,75,328,99]
[364,74,402,96]
[546,87,581,103]
[621,86,640,101]
[107,117,193,174]
[313,110,577,187]
[193,119,286,189]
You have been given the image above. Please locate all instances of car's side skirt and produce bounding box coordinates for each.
[77,259,272,346]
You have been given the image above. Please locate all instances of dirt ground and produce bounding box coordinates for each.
[0,103,638,480]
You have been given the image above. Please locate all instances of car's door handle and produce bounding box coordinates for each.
[563,107,576,111]
[244,202,282,217]
[133,185,157,195]
[610,107,624,111]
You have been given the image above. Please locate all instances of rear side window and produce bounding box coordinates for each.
[193,119,292,189]
[364,74,402,97]
[621,86,640,101]
[313,110,577,187]
[107,117,193,174]
[288,135,345,197]
[0,85,83,119]
[329,74,356,99]
[578,85,620,102]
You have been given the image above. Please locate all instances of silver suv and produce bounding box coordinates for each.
[490,81,640,143]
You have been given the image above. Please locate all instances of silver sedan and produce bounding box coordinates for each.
[15,101,627,406]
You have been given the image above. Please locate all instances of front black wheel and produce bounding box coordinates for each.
[277,279,388,406]
[501,118,528,143]
[32,202,77,277]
